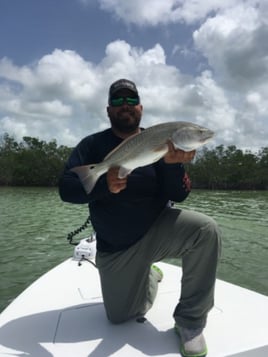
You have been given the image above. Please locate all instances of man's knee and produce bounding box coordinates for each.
[200,217,222,256]
[203,217,221,239]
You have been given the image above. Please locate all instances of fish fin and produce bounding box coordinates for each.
[70,164,101,194]
[118,166,133,178]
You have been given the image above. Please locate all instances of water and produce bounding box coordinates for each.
[0,187,267,312]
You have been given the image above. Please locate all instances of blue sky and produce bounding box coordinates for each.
[0,0,267,151]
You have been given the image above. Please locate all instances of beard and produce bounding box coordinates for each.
[108,108,141,133]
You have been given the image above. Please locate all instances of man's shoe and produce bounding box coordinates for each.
[151,264,163,282]
[174,324,207,357]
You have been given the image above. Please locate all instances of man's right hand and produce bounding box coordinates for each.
[107,167,128,193]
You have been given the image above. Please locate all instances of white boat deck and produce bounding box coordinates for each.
[0,259,267,356]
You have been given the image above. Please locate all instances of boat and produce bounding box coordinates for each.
[0,237,267,356]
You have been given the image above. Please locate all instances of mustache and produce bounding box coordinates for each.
[118,108,135,114]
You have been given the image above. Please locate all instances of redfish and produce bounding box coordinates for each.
[71,121,214,194]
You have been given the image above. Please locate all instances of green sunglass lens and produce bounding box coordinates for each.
[110,97,139,106]
[126,97,139,105]
[111,98,124,106]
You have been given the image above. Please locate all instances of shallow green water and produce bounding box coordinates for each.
[0,187,267,312]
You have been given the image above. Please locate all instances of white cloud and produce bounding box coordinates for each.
[0,36,267,150]
[99,0,179,26]
[2,98,71,118]
[193,3,268,89]
[95,0,241,26]
[189,1,268,150]
[1,116,28,139]
[0,57,35,86]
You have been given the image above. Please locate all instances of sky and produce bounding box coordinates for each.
[0,0,267,151]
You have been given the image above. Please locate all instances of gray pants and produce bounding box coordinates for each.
[96,207,221,329]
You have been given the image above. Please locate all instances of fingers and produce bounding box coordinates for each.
[164,141,196,164]
[107,167,128,193]
[167,140,176,153]
[181,150,196,162]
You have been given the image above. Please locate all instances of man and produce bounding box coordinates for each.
[59,79,221,357]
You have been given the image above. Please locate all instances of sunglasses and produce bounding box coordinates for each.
[109,96,140,107]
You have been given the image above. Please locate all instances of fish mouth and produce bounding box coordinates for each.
[197,131,214,144]
[202,130,214,141]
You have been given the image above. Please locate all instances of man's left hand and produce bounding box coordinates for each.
[164,140,196,164]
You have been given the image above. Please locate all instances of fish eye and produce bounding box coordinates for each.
[89,165,95,170]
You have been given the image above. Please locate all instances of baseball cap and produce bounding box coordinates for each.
[109,79,139,101]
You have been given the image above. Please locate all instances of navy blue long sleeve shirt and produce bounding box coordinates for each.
[59,128,191,252]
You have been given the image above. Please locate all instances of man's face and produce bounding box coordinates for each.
[107,89,143,134]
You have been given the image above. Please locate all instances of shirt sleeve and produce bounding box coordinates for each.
[155,159,191,202]
[58,137,112,204]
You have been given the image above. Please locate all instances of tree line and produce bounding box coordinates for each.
[187,145,268,190]
[0,133,267,190]
[0,133,72,186]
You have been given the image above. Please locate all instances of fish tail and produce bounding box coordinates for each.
[70,164,102,194]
